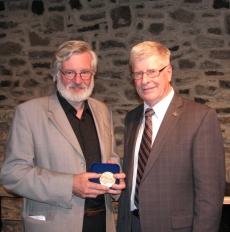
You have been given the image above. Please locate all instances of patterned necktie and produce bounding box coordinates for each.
[135,108,154,207]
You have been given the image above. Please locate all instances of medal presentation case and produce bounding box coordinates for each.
[90,163,120,187]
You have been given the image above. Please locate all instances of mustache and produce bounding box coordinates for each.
[68,82,86,89]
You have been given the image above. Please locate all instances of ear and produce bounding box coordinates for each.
[167,65,172,82]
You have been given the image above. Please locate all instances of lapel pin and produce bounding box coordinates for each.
[173,111,178,117]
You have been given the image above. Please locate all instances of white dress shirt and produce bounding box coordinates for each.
[130,88,174,211]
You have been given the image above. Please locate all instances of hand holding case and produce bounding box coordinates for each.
[90,163,120,185]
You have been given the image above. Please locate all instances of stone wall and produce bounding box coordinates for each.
[0,0,230,231]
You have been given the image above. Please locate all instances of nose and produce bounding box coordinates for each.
[141,72,151,83]
[73,73,83,83]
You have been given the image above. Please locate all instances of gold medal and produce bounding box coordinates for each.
[99,172,116,187]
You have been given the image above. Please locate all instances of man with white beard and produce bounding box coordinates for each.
[0,40,125,232]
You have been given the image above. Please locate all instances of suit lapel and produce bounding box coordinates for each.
[87,98,108,163]
[142,93,183,180]
[47,93,84,158]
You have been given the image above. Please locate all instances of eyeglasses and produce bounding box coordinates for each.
[130,65,168,80]
[58,69,93,80]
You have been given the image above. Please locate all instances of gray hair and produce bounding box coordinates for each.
[51,40,98,82]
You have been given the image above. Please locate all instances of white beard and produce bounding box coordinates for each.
[57,76,94,103]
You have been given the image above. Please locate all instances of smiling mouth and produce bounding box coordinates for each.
[143,86,155,91]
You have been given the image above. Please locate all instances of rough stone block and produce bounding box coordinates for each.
[111,6,131,29]
[197,37,224,49]
[0,21,18,29]
[210,50,230,59]
[220,80,230,89]
[170,9,195,23]
[179,59,196,69]
[29,32,50,46]
[44,15,64,33]
[0,42,23,56]
[148,23,164,35]
[9,58,26,67]
[80,12,106,22]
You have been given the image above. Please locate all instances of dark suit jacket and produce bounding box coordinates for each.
[0,92,119,232]
[117,93,225,232]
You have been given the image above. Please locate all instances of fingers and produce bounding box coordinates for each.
[108,181,126,194]
[72,171,126,198]
[72,173,109,199]
[79,185,108,198]
[107,172,126,195]
[107,159,115,164]
[113,173,126,179]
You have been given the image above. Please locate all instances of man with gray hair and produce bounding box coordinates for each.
[1,40,125,232]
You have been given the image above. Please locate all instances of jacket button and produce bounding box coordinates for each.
[80,162,85,167]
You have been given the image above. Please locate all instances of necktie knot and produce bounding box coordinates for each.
[145,108,154,117]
